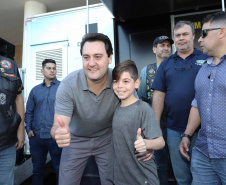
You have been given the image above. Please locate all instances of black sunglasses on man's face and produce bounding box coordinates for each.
[201,28,221,38]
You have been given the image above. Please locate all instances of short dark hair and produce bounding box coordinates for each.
[42,59,56,69]
[112,60,138,82]
[203,11,226,26]
[174,20,195,35]
[80,33,113,57]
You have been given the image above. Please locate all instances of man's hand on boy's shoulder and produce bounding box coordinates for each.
[134,128,147,153]
[134,128,154,161]
[135,149,154,161]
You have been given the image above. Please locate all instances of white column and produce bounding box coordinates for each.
[86,0,89,33]
[24,1,47,20]
[222,0,225,11]
[22,0,47,70]
[22,0,47,72]
[22,1,47,156]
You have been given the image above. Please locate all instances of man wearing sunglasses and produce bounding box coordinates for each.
[180,11,226,185]
[151,21,208,185]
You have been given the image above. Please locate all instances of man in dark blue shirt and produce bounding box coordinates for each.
[180,11,226,185]
[152,21,208,185]
[25,59,62,185]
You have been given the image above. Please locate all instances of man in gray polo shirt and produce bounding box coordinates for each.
[51,33,121,185]
[51,33,151,185]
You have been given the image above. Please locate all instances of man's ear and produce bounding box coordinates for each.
[193,34,195,41]
[153,47,156,54]
[108,54,113,64]
[135,78,141,89]
[219,27,226,39]
[41,68,44,75]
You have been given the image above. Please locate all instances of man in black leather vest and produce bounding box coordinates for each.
[0,55,25,185]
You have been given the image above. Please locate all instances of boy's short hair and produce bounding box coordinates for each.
[112,60,138,81]
[42,59,56,69]
[80,33,113,57]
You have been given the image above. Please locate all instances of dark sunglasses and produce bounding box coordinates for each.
[201,28,221,38]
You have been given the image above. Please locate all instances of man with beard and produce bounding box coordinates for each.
[137,35,174,185]
[138,36,173,105]
[180,11,226,185]
[151,21,208,185]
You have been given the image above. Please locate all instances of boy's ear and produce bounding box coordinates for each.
[135,78,140,89]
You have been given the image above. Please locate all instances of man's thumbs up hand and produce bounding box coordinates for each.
[57,117,69,130]
[134,128,147,153]
[55,117,71,148]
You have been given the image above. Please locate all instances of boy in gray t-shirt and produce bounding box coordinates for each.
[107,60,165,185]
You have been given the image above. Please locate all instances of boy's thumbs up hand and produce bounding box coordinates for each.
[55,117,71,148]
[136,128,142,140]
[134,128,147,153]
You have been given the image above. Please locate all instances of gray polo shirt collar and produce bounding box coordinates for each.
[80,69,113,91]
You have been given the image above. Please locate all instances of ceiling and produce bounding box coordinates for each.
[1,0,224,46]
[101,0,224,20]
[0,0,101,45]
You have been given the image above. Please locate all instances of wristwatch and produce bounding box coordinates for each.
[181,133,192,140]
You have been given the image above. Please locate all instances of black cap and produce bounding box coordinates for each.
[153,36,174,47]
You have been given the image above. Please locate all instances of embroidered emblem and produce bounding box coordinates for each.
[195,60,205,66]
[18,84,23,92]
[148,68,155,74]
[0,60,12,69]
[0,68,4,72]
[159,36,169,40]
[146,64,157,101]
[4,73,16,77]
[0,93,6,105]
[7,105,14,117]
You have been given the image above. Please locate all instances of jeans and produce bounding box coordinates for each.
[191,147,226,185]
[155,127,169,185]
[167,128,197,185]
[0,145,16,185]
[29,134,62,185]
